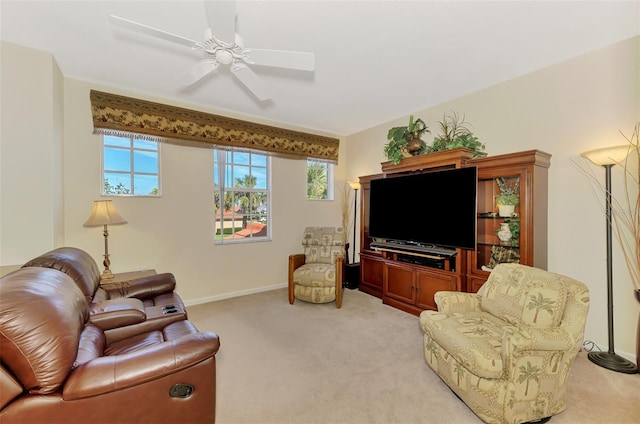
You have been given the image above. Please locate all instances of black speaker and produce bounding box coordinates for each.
[344,263,360,289]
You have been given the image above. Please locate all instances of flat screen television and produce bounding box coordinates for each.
[368,166,477,250]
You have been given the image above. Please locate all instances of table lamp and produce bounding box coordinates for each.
[84,200,127,280]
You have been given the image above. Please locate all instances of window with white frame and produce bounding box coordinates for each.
[102,135,160,196]
[307,160,333,200]
[214,149,270,243]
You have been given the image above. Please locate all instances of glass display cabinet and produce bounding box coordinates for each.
[467,150,551,292]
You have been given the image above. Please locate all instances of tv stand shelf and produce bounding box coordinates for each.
[370,241,456,257]
[370,245,455,272]
[357,148,550,315]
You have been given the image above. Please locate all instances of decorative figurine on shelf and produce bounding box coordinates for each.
[497,223,512,243]
[496,177,520,217]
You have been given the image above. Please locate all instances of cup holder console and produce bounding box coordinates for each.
[162,305,180,315]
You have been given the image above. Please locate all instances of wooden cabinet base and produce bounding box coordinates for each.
[359,254,384,298]
[383,296,423,316]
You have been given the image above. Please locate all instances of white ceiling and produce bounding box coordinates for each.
[1,1,638,136]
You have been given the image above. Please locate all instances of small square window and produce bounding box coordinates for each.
[102,135,160,196]
[307,160,333,200]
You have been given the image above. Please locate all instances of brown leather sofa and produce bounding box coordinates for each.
[22,247,188,341]
[0,253,220,423]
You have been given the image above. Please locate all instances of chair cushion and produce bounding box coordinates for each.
[0,268,88,394]
[302,226,345,265]
[420,310,511,379]
[104,320,199,356]
[293,263,337,288]
[292,263,338,304]
[478,263,568,328]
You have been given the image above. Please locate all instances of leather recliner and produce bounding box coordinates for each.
[0,266,220,423]
[22,247,187,341]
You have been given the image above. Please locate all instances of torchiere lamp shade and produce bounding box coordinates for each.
[581,145,629,166]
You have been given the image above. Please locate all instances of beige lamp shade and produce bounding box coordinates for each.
[581,145,630,166]
[348,180,361,190]
[84,200,127,227]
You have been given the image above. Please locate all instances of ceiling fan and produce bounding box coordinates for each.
[109,0,315,101]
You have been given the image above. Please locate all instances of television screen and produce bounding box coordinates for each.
[368,166,477,250]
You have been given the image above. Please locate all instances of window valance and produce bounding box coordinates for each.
[89,90,339,162]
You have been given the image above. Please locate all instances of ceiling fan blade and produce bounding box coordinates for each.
[109,15,197,48]
[204,0,236,44]
[231,64,271,101]
[176,60,219,87]
[244,49,315,71]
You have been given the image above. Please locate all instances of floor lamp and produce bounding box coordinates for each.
[84,200,127,281]
[348,180,361,264]
[581,145,638,374]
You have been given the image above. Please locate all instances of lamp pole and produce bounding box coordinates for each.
[348,181,361,264]
[352,187,358,264]
[581,146,637,374]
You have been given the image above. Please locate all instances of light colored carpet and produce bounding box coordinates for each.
[187,288,640,424]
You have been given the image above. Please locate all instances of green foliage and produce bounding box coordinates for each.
[496,177,520,206]
[307,161,328,199]
[214,174,266,218]
[387,115,429,143]
[384,115,430,164]
[426,111,485,158]
[104,179,158,196]
[384,112,485,164]
[104,179,131,195]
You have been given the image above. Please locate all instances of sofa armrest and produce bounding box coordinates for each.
[88,298,146,330]
[63,331,220,400]
[502,326,578,360]
[100,272,177,300]
[434,291,482,313]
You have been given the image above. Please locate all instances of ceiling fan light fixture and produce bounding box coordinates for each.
[216,50,234,65]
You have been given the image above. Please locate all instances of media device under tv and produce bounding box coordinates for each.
[368,166,478,254]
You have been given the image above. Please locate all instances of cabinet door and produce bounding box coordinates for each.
[360,254,384,298]
[468,275,487,294]
[384,262,415,304]
[416,270,459,311]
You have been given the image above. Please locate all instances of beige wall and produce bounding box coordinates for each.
[0,42,64,264]
[2,36,639,359]
[345,36,640,359]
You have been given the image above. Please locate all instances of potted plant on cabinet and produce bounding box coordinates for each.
[427,111,486,158]
[496,177,519,217]
[384,115,430,164]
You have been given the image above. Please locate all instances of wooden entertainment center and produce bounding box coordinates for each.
[357,148,551,316]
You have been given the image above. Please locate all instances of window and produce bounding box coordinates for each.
[214,149,270,243]
[102,135,160,196]
[307,160,333,200]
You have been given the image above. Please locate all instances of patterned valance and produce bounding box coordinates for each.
[89,90,339,162]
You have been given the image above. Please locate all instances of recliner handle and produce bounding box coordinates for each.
[169,383,194,398]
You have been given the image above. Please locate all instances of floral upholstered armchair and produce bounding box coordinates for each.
[288,227,345,308]
[419,263,590,424]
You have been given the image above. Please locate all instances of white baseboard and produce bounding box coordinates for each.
[184,283,287,307]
